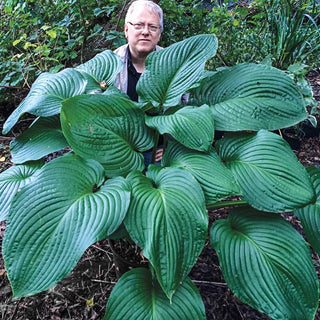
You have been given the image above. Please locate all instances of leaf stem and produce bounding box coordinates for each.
[206,199,248,210]
[151,131,160,164]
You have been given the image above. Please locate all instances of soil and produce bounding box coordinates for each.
[0,69,320,320]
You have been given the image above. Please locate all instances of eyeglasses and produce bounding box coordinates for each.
[127,22,160,33]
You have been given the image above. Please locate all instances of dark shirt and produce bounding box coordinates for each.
[127,51,141,102]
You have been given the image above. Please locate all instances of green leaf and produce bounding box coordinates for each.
[294,166,320,254]
[76,49,123,85]
[125,165,208,298]
[162,141,241,205]
[210,207,319,320]
[0,161,43,221]
[216,130,315,212]
[3,154,131,298]
[104,268,206,320]
[3,68,88,134]
[146,105,214,152]
[61,95,155,177]
[10,115,68,164]
[190,63,308,131]
[137,34,218,109]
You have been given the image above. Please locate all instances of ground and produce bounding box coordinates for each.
[0,69,320,319]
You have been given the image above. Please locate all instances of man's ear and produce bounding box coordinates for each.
[124,24,129,39]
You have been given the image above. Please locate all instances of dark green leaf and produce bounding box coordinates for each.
[190,63,308,131]
[125,165,208,298]
[210,207,319,320]
[137,34,218,108]
[146,105,214,152]
[162,141,241,205]
[3,69,88,134]
[217,130,315,212]
[294,166,320,254]
[0,161,43,221]
[61,95,155,177]
[10,115,68,163]
[3,154,131,298]
[104,268,206,320]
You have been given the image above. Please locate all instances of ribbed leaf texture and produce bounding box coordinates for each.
[145,105,214,152]
[294,166,320,254]
[104,268,206,320]
[3,154,131,298]
[137,34,218,108]
[76,49,122,85]
[125,165,208,299]
[2,69,88,134]
[10,115,68,164]
[190,63,308,131]
[161,141,241,205]
[0,161,43,221]
[3,50,123,135]
[216,130,315,212]
[61,94,155,177]
[210,207,319,320]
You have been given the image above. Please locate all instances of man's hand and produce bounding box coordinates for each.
[155,148,163,162]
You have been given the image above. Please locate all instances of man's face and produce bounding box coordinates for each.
[125,6,161,58]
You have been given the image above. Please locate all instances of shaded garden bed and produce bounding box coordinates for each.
[0,69,320,319]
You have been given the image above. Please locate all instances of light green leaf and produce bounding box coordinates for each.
[104,268,206,320]
[137,34,218,109]
[146,105,214,152]
[125,165,208,298]
[216,130,315,212]
[61,94,155,177]
[190,63,308,131]
[3,68,88,134]
[3,154,131,298]
[161,141,241,205]
[210,207,319,320]
[46,29,57,39]
[10,115,68,164]
[294,166,320,254]
[0,161,43,221]
[76,49,123,85]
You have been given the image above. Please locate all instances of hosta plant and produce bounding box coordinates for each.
[1,34,320,320]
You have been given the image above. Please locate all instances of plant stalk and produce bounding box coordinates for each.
[206,199,248,210]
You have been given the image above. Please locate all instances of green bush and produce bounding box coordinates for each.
[0,0,123,102]
[1,34,320,320]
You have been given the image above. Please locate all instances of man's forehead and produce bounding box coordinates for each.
[129,6,160,21]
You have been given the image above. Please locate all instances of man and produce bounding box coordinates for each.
[114,0,163,164]
[114,0,163,102]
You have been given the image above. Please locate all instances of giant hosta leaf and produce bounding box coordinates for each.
[61,94,155,177]
[76,49,123,85]
[294,166,320,254]
[104,268,206,320]
[210,207,319,320]
[10,115,68,164]
[216,130,315,212]
[161,141,241,205]
[0,161,43,221]
[137,34,218,109]
[190,63,308,131]
[3,154,131,298]
[3,68,89,134]
[125,165,208,298]
[145,105,214,152]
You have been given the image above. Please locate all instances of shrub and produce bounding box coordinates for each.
[1,34,320,320]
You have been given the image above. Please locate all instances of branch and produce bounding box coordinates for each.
[115,0,130,31]
[0,85,28,90]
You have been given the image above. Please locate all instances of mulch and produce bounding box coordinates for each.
[0,69,320,319]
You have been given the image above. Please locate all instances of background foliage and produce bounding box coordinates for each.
[0,0,319,112]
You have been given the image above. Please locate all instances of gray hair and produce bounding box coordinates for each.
[125,0,163,32]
